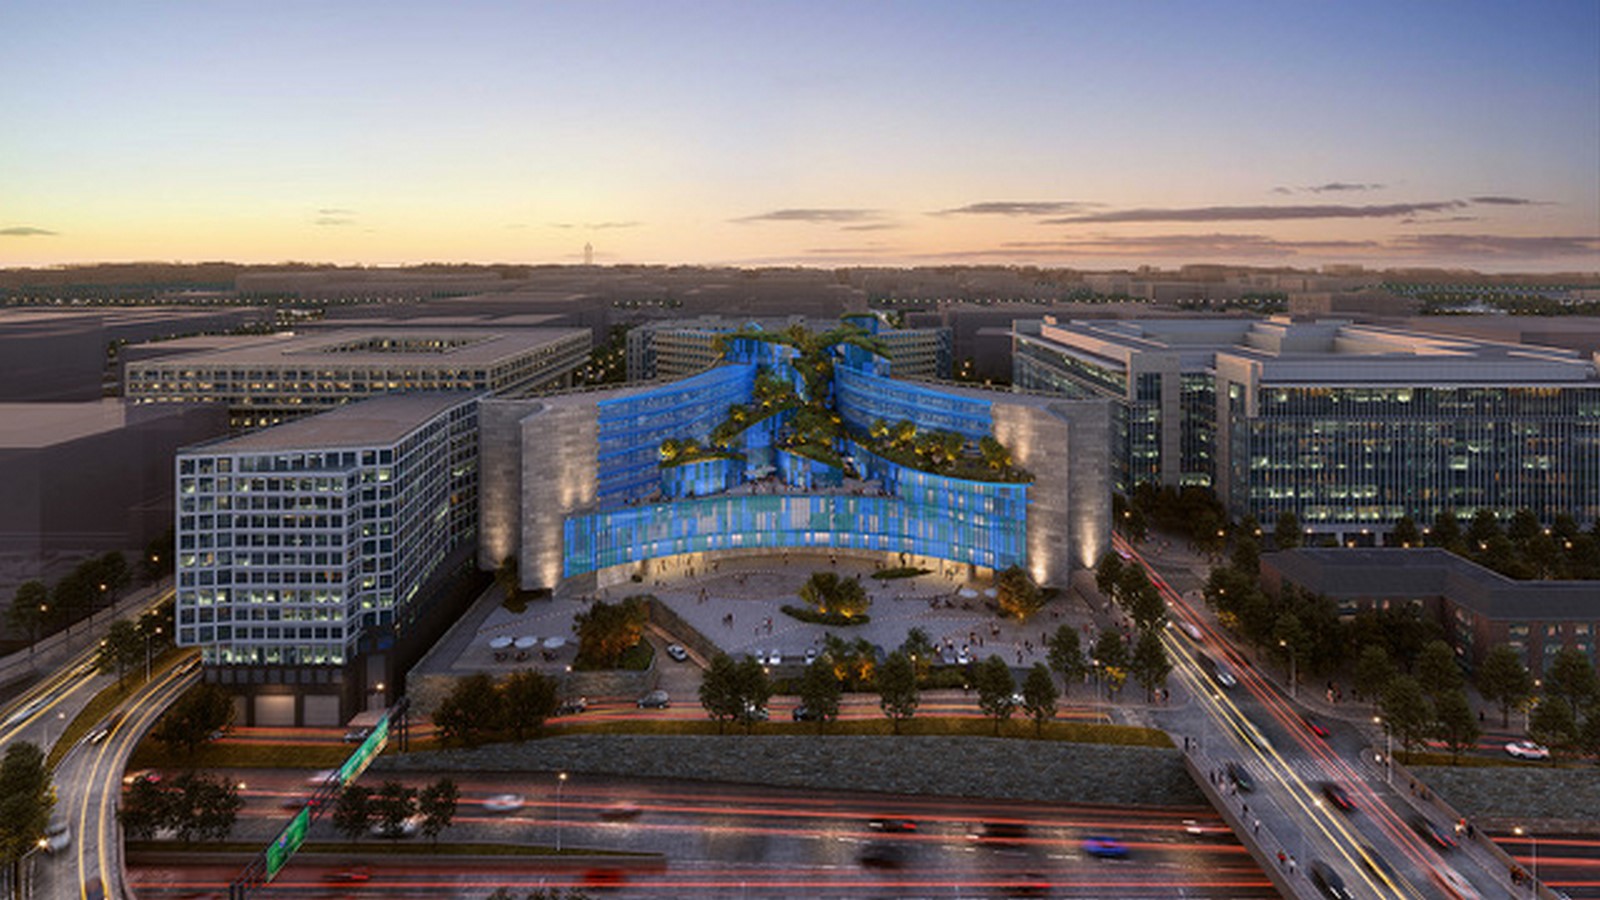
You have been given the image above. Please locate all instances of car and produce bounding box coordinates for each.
[3,699,44,728]
[1319,782,1355,813]
[741,703,769,722]
[1081,835,1128,859]
[1239,720,1272,752]
[1225,762,1254,793]
[867,818,917,834]
[41,818,70,854]
[556,696,588,716]
[1305,716,1330,738]
[1181,818,1204,836]
[177,657,202,676]
[957,649,972,665]
[305,769,339,786]
[970,821,1029,845]
[792,704,820,722]
[858,842,907,869]
[369,814,422,838]
[1412,815,1456,851]
[804,647,819,665]
[342,727,371,743]
[1430,865,1483,900]
[482,793,525,814]
[122,769,161,787]
[665,643,689,662]
[1176,620,1204,641]
[1505,740,1550,760]
[636,690,670,709]
[765,649,782,666]
[598,801,643,821]
[323,867,372,884]
[1310,860,1353,900]
[86,725,112,745]
[280,794,322,811]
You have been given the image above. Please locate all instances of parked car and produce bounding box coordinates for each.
[369,814,422,839]
[342,727,372,743]
[764,649,782,666]
[482,793,525,814]
[636,690,670,709]
[1319,781,1355,813]
[804,647,819,665]
[1310,860,1353,900]
[1082,835,1128,859]
[1505,740,1550,760]
[1225,762,1254,793]
[665,643,689,662]
[1412,815,1456,851]
[742,703,769,722]
[555,696,588,716]
[792,704,818,722]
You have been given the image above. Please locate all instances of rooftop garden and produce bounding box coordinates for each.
[858,418,1032,483]
[658,437,744,468]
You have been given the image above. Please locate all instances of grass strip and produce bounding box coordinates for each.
[126,840,656,858]
[48,646,188,770]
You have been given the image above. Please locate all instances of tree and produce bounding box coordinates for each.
[973,656,1017,735]
[168,772,242,843]
[1353,645,1395,706]
[418,778,459,846]
[1391,515,1422,548]
[698,653,744,734]
[876,650,919,733]
[6,581,49,647]
[433,673,505,747]
[96,618,144,685]
[978,435,1012,472]
[1507,508,1542,545]
[1124,506,1148,542]
[501,669,559,741]
[1021,664,1058,736]
[1429,509,1463,552]
[1130,630,1172,703]
[1477,645,1534,728]
[994,566,1043,620]
[0,741,53,892]
[1126,582,1167,635]
[140,527,175,583]
[118,775,171,841]
[797,658,842,733]
[898,627,937,679]
[1094,552,1123,602]
[1416,640,1464,702]
[1230,534,1260,576]
[1092,631,1129,697]
[94,551,130,604]
[574,596,648,668]
[1116,564,1151,610]
[1530,697,1578,752]
[1432,690,1480,763]
[372,780,418,841]
[1380,676,1432,755]
[798,571,869,618]
[152,683,235,755]
[734,657,772,732]
[1273,511,1302,550]
[1544,646,1599,718]
[1046,625,1086,695]
[1466,508,1501,551]
[332,784,374,842]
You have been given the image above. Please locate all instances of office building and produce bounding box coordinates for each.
[626,315,951,382]
[173,393,479,725]
[1014,316,1600,538]
[127,327,588,429]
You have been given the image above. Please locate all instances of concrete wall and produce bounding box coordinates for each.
[519,402,598,590]
[477,398,540,572]
[992,397,1111,583]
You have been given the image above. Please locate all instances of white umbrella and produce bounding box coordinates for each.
[983,587,998,598]
[514,636,539,650]
[489,636,513,650]
[543,636,567,650]
[958,587,979,599]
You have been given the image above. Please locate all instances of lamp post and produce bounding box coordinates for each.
[1278,639,1296,698]
[1373,716,1392,785]
[555,772,568,852]
[44,710,65,750]
[1513,826,1537,897]
[145,626,162,682]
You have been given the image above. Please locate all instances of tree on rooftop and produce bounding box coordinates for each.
[978,435,1012,472]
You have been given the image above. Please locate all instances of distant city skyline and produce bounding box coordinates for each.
[2,1,1597,272]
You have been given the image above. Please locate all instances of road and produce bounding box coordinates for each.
[1121,534,1534,899]
[130,774,1274,899]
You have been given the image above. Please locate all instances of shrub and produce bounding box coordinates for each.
[872,567,931,580]
[780,604,869,627]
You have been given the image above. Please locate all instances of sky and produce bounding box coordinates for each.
[2,1,1597,272]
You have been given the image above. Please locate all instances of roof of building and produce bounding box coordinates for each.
[127,327,586,369]
[0,400,134,448]
[190,392,478,454]
[1264,547,1600,621]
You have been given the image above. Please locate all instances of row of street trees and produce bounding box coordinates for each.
[434,670,563,748]
[1090,553,1172,701]
[332,778,459,845]
[0,743,52,899]
[119,772,242,842]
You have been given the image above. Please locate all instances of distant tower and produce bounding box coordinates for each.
[584,242,594,266]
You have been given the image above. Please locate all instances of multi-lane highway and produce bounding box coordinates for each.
[1121,534,1528,899]
[130,773,1275,898]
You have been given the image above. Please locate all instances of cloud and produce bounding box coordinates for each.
[586,221,641,230]
[933,201,1099,217]
[1390,233,1600,256]
[841,222,901,231]
[1271,187,1294,195]
[1003,233,1381,258]
[1399,215,1479,225]
[734,208,882,224]
[317,207,355,215]
[0,226,57,237]
[314,216,354,226]
[1044,201,1468,224]
[1469,196,1541,206]
[1307,182,1385,193]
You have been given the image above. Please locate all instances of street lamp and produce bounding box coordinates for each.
[1373,715,1392,785]
[145,626,162,681]
[555,772,568,852]
[1512,826,1537,897]
[1278,639,1296,698]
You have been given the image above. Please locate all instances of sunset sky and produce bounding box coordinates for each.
[3,1,1597,271]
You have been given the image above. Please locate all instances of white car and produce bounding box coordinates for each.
[1176,620,1203,641]
[41,819,70,854]
[765,649,782,666]
[482,793,525,814]
[665,643,689,662]
[1505,740,1550,760]
[370,814,423,838]
[804,647,819,665]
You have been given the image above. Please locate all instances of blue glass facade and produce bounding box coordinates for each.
[835,364,994,443]
[595,364,755,506]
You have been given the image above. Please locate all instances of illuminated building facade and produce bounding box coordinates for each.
[1015,317,1600,539]
[626,315,951,382]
